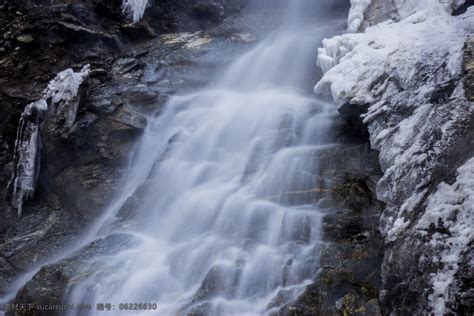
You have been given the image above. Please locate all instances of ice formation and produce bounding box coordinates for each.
[347,0,371,32]
[417,158,474,315]
[316,0,473,314]
[316,5,472,105]
[8,65,90,217]
[122,0,148,23]
[347,0,467,32]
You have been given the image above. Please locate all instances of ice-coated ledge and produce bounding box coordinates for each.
[315,1,474,314]
[316,5,472,105]
[347,0,467,33]
[8,65,90,218]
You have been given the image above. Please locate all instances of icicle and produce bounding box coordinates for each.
[8,100,47,217]
[7,65,90,217]
[122,0,149,24]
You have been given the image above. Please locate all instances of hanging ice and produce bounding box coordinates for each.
[122,0,148,23]
[8,65,90,217]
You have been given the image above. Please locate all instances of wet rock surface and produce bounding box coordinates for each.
[0,200,83,295]
[0,0,249,221]
[0,0,248,303]
[11,233,140,315]
[279,115,385,315]
[1,1,386,314]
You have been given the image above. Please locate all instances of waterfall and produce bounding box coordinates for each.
[65,1,347,315]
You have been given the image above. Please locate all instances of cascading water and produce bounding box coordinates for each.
[61,1,348,315]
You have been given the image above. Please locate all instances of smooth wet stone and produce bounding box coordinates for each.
[11,233,140,315]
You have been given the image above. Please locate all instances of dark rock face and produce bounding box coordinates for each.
[0,0,247,193]
[376,98,474,315]
[0,0,248,301]
[0,0,247,194]
[337,102,370,144]
[139,0,247,33]
[455,248,474,314]
[279,116,385,315]
[316,1,474,313]
[193,266,228,302]
[358,37,474,315]
[0,52,153,296]
[1,1,385,314]
[465,37,474,102]
[11,233,140,316]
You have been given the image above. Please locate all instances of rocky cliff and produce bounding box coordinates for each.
[317,0,474,314]
[0,0,245,300]
[0,0,472,315]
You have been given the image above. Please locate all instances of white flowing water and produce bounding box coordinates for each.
[65,1,347,315]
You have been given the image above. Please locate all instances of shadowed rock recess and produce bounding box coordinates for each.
[0,1,472,316]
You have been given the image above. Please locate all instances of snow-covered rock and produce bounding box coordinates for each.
[7,65,90,217]
[347,0,467,32]
[417,158,474,315]
[317,6,472,106]
[316,1,474,314]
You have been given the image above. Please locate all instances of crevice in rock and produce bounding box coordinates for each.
[453,0,474,15]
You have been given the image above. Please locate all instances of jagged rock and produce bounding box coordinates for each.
[265,143,380,206]
[123,84,159,103]
[101,179,154,231]
[10,233,140,315]
[268,288,299,311]
[121,20,157,40]
[0,256,18,296]
[186,302,212,316]
[110,106,147,130]
[0,202,84,296]
[279,109,385,315]
[0,2,386,315]
[454,247,474,314]
[465,37,474,101]
[0,1,254,306]
[179,265,234,315]
[194,266,227,302]
[316,2,474,314]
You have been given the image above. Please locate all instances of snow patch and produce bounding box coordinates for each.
[386,217,410,242]
[8,65,90,217]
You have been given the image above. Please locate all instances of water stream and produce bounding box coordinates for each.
[12,1,348,315]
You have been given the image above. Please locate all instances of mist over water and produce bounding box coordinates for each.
[66,1,348,315]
